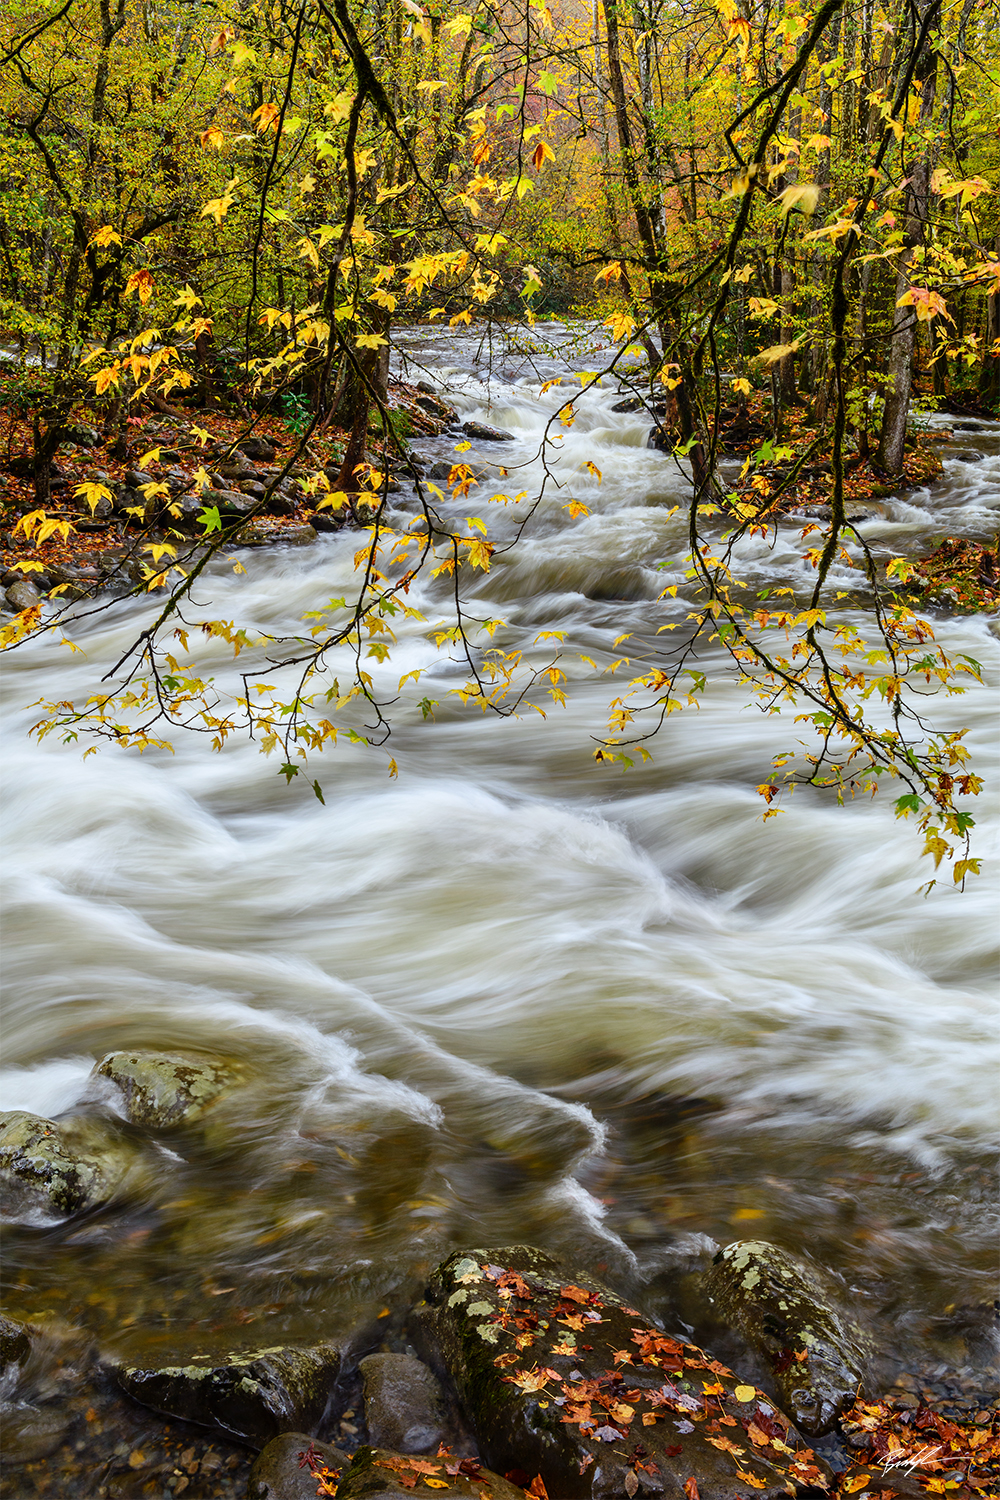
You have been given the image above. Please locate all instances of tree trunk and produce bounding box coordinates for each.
[877,0,939,473]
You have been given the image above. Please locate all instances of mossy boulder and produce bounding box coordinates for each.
[0,1110,152,1219]
[92,1050,239,1130]
[248,1432,351,1499]
[110,1341,342,1447]
[420,1245,831,1500]
[703,1240,870,1436]
[337,1447,527,1500]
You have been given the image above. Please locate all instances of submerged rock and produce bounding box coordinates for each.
[248,1432,350,1499]
[420,1245,831,1499]
[703,1239,869,1436]
[0,1110,149,1219]
[93,1050,238,1130]
[360,1353,448,1454]
[111,1340,342,1447]
[337,1447,526,1500]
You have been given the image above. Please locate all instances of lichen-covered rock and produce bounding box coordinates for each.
[0,1110,149,1219]
[360,1353,448,1454]
[703,1239,870,1436]
[337,1447,527,1500]
[0,1314,31,1374]
[420,1245,831,1500]
[93,1050,238,1130]
[248,1432,350,1499]
[110,1341,342,1447]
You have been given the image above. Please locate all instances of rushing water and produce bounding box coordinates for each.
[2,325,998,1391]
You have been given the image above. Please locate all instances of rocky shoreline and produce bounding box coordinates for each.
[2,1052,997,1499]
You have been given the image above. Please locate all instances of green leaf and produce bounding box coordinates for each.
[199,505,222,533]
[278,763,299,783]
[312,779,325,804]
[895,793,921,817]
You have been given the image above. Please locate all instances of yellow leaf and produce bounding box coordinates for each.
[843,1477,871,1494]
[424,1482,449,1489]
[200,125,226,151]
[734,1385,757,1402]
[732,1207,766,1219]
[73,481,112,514]
[325,91,356,122]
[604,311,636,342]
[355,333,388,348]
[125,269,155,304]
[777,182,820,217]
[532,139,555,171]
[753,341,800,365]
[88,225,122,248]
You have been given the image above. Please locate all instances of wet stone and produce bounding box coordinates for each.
[702,1239,870,1436]
[110,1341,343,1448]
[420,1245,832,1500]
[0,1110,149,1219]
[460,421,514,442]
[0,1313,31,1373]
[337,1447,527,1500]
[93,1050,237,1130]
[359,1353,448,1454]
[5,579,41,612]
[248,1432,350,1499]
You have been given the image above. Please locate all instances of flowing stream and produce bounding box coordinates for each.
[2,324,998,1394]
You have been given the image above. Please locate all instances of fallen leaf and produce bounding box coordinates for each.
[734,1384,757,1402]
[684,1481,700,1500]
[624,1470,638,1496]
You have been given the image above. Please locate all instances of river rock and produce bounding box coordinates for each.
[277,523,317,546]
[0,1110,147,1218]
[92,1050,237,1130]
[420,1245,831,1499]
[248,1432,350,1499]
[337,1447,526,1500]
[702,1239,869,1436]
[213,488,259,516]
[239,436,278,461]
[5,579,41,611]
[461,421,514,443]
[427,461,488,484]
[359,1353,448,1453]
[0,1313,31,1374]
[111,1340,342,1447]
[0,1403,75,1464]
[125,468,155,488]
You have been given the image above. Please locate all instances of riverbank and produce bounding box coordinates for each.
[3,381,995,619]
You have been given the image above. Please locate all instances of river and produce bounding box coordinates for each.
[2,324,998,1406]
